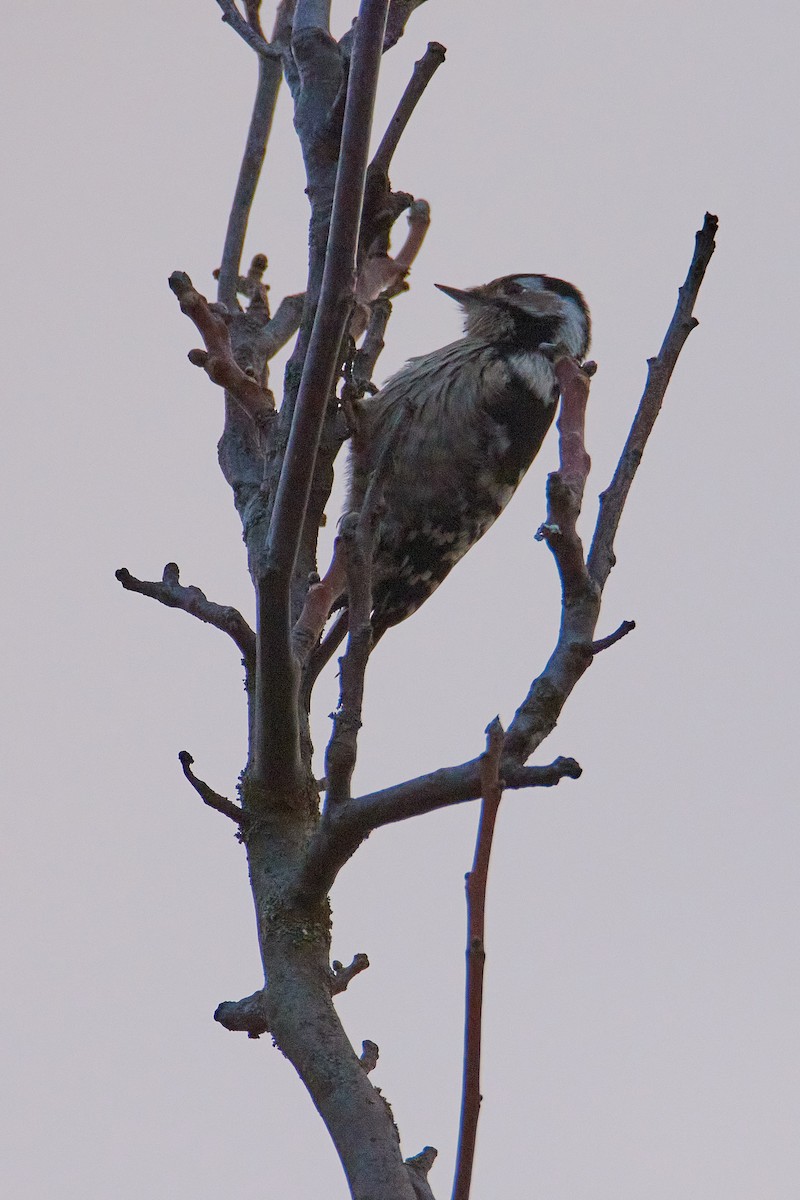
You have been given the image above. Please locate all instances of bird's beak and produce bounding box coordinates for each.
[434,282,481,306]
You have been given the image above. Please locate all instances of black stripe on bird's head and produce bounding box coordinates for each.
[435,273,590,358]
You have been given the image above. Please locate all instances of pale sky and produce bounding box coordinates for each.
[2,2,799,1197]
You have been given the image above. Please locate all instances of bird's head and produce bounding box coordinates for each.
[435,273,590,359]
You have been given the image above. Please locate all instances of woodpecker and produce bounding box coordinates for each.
[299,273,591,672]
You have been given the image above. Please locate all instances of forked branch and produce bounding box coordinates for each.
[115,563,256,672]
[215,0,276,57]
[298,755,581,902]
[505,214,717,766]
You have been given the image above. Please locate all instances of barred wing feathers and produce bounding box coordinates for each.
[348,340,558,635]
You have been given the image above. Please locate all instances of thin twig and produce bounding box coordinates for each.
[244,0,264,38]
[178,751,247,826]
[588,213,718,588]
[591,619,636,654]
[330,953,370,994]
[215,0,276,57]
[370,42,446,177]
[255,0,390,789]
[115,563,256,672]
[452,718,505,1200]
[259,292,305,359]
[217,47,283,312]
[350,201,431,338]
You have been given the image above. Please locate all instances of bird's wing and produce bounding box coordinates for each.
[347,342,519,632]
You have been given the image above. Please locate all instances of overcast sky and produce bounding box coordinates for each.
[2,1,799,1197]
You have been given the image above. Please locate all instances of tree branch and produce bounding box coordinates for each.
[339,0,428,55]
[215,0,277,57]
[351,755,581,828]
[323,445,390,808]
[115,563,256,673]
[370,42,446,177]
[534,356,596,599]
[406,1146,438,1200]
[217,53,283,312]
[505,216,717,766]
[452,719,504,1200]
[591,619,636,654]
[258,292,305,359]
[353,295,393,388]
[168,271,275,425]
[330,952,370,994]
[350,200,431,338]
[297,756,581,902]
[214,988,270,1037]
[178,750,247,827]
[255,0,390,789]
[588,212,719,588]
[359,1040,380,1072]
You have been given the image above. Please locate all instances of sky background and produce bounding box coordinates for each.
[2,1,799,1196]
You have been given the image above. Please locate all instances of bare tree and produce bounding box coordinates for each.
[117,2,716,1197]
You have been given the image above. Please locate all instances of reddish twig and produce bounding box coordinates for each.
[244,0,264,39]
[168,271,274,424]
[534,356,595,597]
[351,200,431,338]
[452,718,505,1200]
